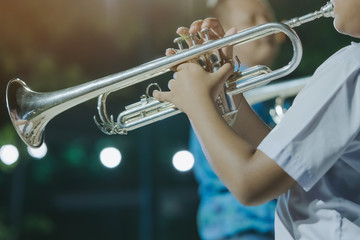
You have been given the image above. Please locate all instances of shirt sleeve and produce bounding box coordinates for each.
[258,64,360,191]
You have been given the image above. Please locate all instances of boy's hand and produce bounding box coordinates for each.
[153,62,233,117]
[193,18,236,62]
[167,18,236,61]
[156,18,237,117]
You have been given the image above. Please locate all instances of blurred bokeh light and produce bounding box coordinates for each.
[0,144,19,165]
[172,150,194,172]
[27,143,48,159]
[100,147,122,168]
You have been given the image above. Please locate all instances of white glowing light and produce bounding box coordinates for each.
[100,147,121,168]
[0,144,19,165]
[172,150,194,172]
[27,143,48,159]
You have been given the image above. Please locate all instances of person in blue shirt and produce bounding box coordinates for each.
[189,0,283,239]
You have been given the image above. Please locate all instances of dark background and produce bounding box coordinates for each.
[0,0,357,239]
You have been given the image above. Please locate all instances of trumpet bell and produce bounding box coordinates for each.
[6,78,48,148]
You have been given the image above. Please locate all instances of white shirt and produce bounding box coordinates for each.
[258,42,360,240]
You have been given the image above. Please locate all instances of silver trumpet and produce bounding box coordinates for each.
[6,2,334,148]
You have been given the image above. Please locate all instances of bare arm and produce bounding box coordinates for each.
[191,78,295,205]
[229,94,271,147]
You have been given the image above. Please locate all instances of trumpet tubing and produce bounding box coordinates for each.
[6,2,334,148]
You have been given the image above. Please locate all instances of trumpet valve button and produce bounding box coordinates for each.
[201,28,211,42]
[140,94,148,105]
[173,37,184,50]
[189,33,197,46]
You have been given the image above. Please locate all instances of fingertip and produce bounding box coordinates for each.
[153,91,172,103]
[223,62,234,71]
[202,18,225,38]
[202,17,219,28]
[189,19,203,34]
[176,63,186,71]
[152,90,160,99]
[224,27,237,37]
[176,27,189,35]
[165,48,176,56]
[203,17,218,25]
[215,63,233,77]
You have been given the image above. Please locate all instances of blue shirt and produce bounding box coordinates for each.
[189,101,279,240]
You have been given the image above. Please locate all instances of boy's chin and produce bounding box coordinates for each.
[333,20,345,35]
[334,22,360,38]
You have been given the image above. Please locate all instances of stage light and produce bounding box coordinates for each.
[99,147,121,168]
[0,144,19,165]
[172,150,194,172]
[27,143,48,159]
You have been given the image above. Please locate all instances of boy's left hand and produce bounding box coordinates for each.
[154,18,236,117]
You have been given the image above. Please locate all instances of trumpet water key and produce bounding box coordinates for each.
[6,2,334,148]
